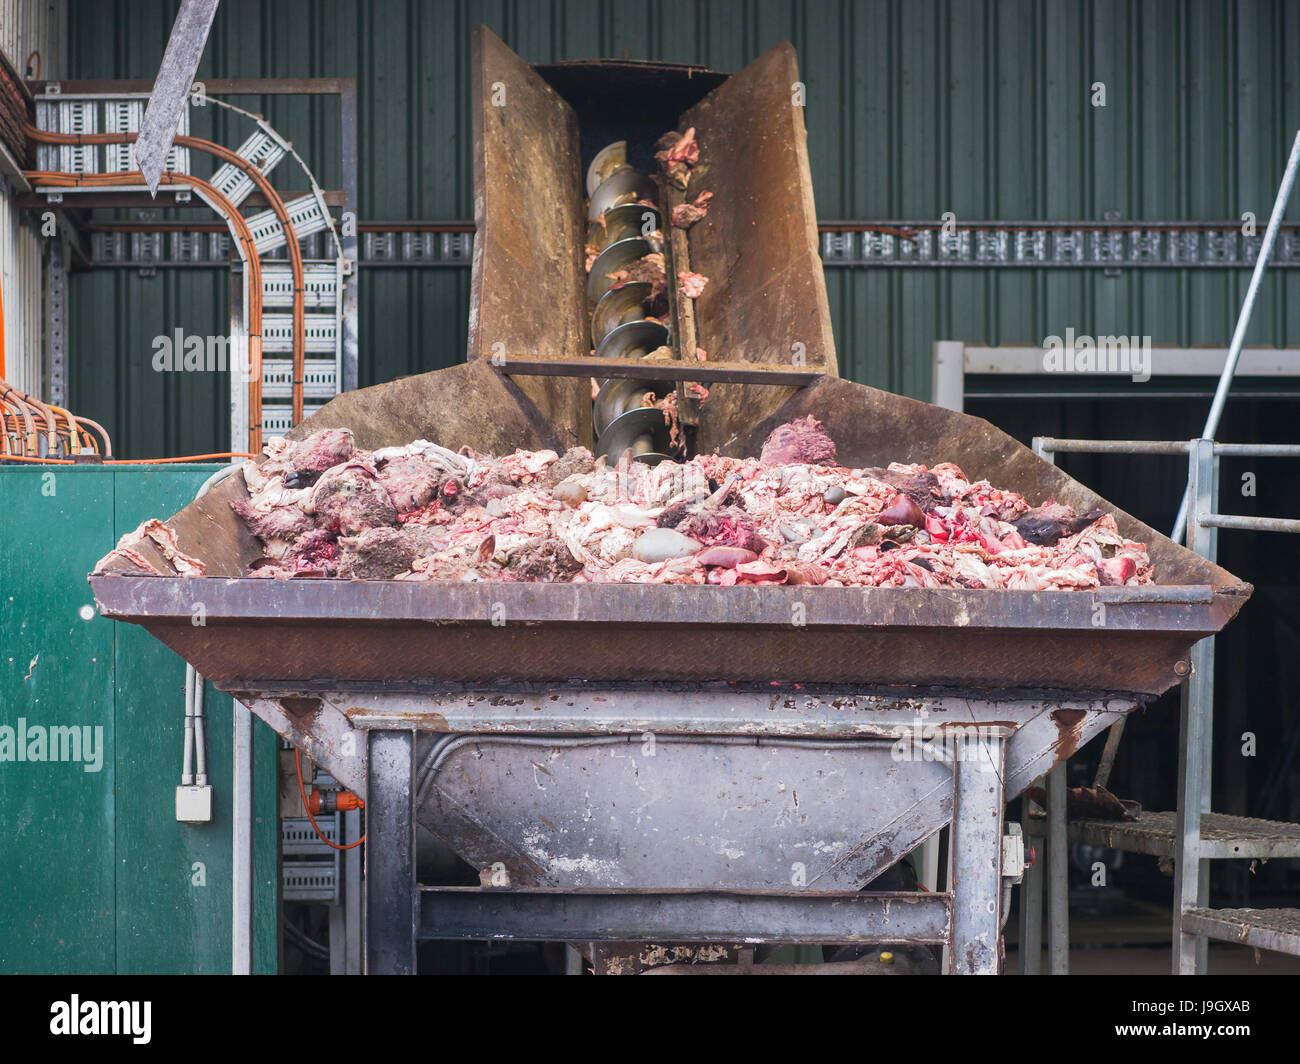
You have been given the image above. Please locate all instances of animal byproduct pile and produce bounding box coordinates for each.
[209,418,1152,589]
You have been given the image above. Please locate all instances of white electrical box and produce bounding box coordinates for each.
[176,784,213,823]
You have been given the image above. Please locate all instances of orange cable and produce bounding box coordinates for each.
[73,415,112,456]
[295,749,365,851]
[26,123,310,426]
[45,403,81,454]
[0,453,74,464]
[0,451,251,465]
[105,452,254,464]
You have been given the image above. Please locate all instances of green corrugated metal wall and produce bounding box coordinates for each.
[64,0,1300,457]
[0,465,279,974]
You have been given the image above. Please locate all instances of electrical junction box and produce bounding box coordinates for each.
[176,784,213,823]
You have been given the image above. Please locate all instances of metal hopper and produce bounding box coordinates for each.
[91,28,1249,974]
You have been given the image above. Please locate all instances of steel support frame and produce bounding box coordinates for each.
[359,696,1013,975]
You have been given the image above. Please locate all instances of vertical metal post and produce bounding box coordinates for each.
[949,731,1006,974]
[327,807,362,975]
[339,79,359,394]
[44,236,67,407]
[344,806,363,974]
[365,730,416,974]
[1046,764,1069,974]
[231,700,254,974]
[1018,799,1043,974]
[1031,437,1070,974]
[931,340,966,412]
[1174,439,1217,973]
[918,835,940,891]
[328,902,345,975]
[228,261,249,457]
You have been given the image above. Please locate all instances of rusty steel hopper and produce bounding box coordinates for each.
[91,29,1248,973]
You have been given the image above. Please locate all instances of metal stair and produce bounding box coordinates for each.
[1021,129,1300,975]
[1069,812,1300,861]
[1025,436,1300,975]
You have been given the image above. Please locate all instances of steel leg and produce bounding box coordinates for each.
[1175,637,1213,974]
[1175,439,1217,974]
[1019,799,1043,974]
[1047,764,1069,974]
[328,903,344,975]
[330,807,363,974]
[231,701,254,975]
[344,807,363,974]
[949,732,1006,974]
[365,730,417,974]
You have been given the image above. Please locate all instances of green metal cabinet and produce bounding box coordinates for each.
[0,464,278,974]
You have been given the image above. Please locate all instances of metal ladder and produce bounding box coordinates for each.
[1021,129,1300,974]
[1025,436,1300,973]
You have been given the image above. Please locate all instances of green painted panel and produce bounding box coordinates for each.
[0,468,116,974]
[110,467,279,975]
[0,465,278,974]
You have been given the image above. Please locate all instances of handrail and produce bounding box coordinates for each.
[1171,128,1300,542]
[1033,436,1300,535]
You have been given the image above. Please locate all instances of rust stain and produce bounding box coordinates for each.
[1050,708,1087,760]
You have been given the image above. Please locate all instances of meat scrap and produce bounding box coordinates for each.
[655,127,700,190]
[655,127,699,166]
[760,415,837,466]
[94,518,206,577]
[608,252,667,300]
[1014,501,1108,545]
[205,424,1154,591]
[671,190,713,229]
[678,270,709,299]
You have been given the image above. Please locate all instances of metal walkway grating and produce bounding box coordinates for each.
[1182,908,1300,956]
[1069,811,1300,860]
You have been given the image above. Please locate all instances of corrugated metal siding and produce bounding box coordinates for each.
[63,0,1300,457]
[1,1,64,399]
[0,0,64,78]
[0,193,41,395]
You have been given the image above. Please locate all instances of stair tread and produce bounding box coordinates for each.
[1183,908,1300,956]
[1065,810,1300,858]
